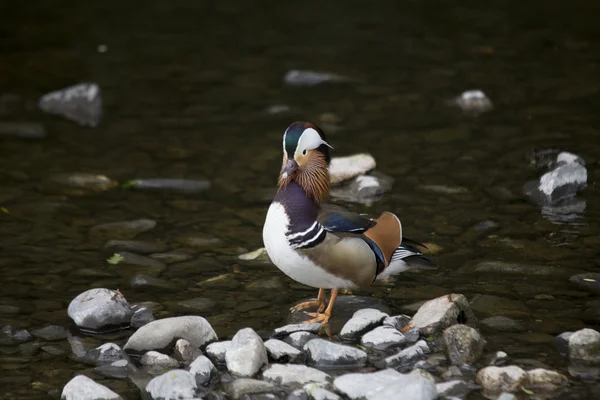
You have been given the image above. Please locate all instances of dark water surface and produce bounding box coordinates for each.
[1,0,600,398]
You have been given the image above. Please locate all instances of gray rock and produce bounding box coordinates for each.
[329,154,377,184]
[123,316,217,356]
[569,328,600,364]
[525,368,568,391]
[68,288,132,333]
[442,324,485,365]
[480,316,526,332]
[287,389,309,400]
[339,308,389,339]
[19,341,41,355]
[329,172,394,205]
[31,325,68,341]
[263,364,330,387]
[0,122,47,138]
[140,351,180,374]
[39,83,102,127]
[225,378,275,398]
[361,326,406,350]
[89,219,156,241]
[61,375,122,400]
[334,369,435,400]
[131,274,177,292]
[42,345,65,355]
[554,331,573,356]
[307,387,340,400]
[173,339,201,364]
[304,339,367,368]
[189,355,216,385]
[476,366,527,393]
[284,332,318,349]
[403,328,421,343]
[435,380,470,397]
[497,393,517,400]
[273,323,322,338]
[283,70,352,86]
[118,252,167,270]
[145,369,200,400]
[129,178,211,193]
[104,240,168,255]
[84,343,126,366]
[384,340,430,369]
[206,340,232,364]
[41,173,116,194]
[569,273,600,294]
[453,89,493,113]
[130,305,154,329]
[264,339,302,362]
[410,294,477,337]
[0,325,32,345]
[150,251,194,265]
[225,328,268,377]
[95,359,137,379]
[382,315,411,331]
[469,294,529,318]
[172,298,217,313]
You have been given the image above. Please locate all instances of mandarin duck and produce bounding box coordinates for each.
[262,122,435,325]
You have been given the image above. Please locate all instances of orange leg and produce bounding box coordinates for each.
[304,288,339,325]
[291,288,326,313]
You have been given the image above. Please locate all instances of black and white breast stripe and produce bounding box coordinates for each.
[287,221,327,249]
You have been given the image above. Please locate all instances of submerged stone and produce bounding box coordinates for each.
[128,178,211,193]
[89,219,156,241]
[0,122,46,139]
[39,82,102,127]
[283,70,352,86]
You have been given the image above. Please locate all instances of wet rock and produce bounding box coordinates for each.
[0,122,47,139]
[174,338,201,364]
[442,325,485,365]
[130,305,154,329]
[225,378,276,398]
[189,355,216,385]
[569,328,600,364]
[264,339,302,362]
[131,274,177,292]
[308,387,340,400]
[68,288,132,333]
[403,328,421,344]
[145,369,200,400]
[104,240,168,255]
[524,151,587,205]
[554,331,573,356]
[61,375,122,400]
[265,104,291,115]
[90,219,157,241]
[172,297,217,314]
[382,314,411,331]
[419,184,469,194]
[140,351,180,374]
[329,154,376,184]
[94,358,136,379]
[150,251,194,264]
[31,325,68,341]
[410,294,477,337]
[525,368,568,391]
[287,389,309,400]
[384,340,430,368]
[84,343,126,366]
[284,332,319,349]
[497,393,517,400]
[453,89,493,113]
[262,364,330,387]
[274,323,322,338]
[42,345,65,355]
[304,339,367,368]
[480,316,526,332]
[39,82,102,127]
[19,341,41,356]
[435,380,470,397]
[42,173,117,195]
[469,294,529,318]
[128,178,211,193]
[206,340,232,364]
[360,326,406,350]
[283,70,351,86]
[476,366,527,393]
[339,308,388,339]
[569,273,600,294]
[471,261,563,277]
[0,325,32,345]
[116,252,166,270]
[123,316,217,356]
[334,369,436,400]
[225,328,268,377]
[177,234,222,249]
[329,172,393,205]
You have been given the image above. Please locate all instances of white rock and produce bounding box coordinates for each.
[384,340,430,368]
[140,351,179,374]
[205,340,232,364]
[569,328,600,364]
[225,328,268,377]
[329,172,393,205]
[334,369,435,400]
[264,338,302,362]
[145,369,199,400]
[497,393,517,400]
[285,332,318,349]
[189,355,216,385]
[262,364,330,387]
[382,315,411,331]
[339,308,389,339]
[369,375,438,400]
[361,325,406,350]
[309,387,341,400]
[225,378,275,398]
[68,289,132,333]
[304,339,367,368]
[39,83,102,127]
[330,154,376,184]
[61,375,122,400]
[283,70,351,86]
[476,365,527,393]
[410,294,476,337]
[273,323,322,337]
[435,380,470,397]
[454,89,493,113]
[84,343,126,366]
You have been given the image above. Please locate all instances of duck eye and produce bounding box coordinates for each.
[302,149,307,156]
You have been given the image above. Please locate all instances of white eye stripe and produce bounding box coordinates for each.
[295,128,331,159]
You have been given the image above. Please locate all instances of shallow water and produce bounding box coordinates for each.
[1,0,600,398]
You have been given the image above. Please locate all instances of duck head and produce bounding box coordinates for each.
[278,121,333,204]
